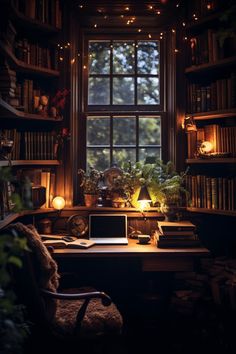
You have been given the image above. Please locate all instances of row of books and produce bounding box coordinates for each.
[17,168,56,208]
[186,74,236,113]
[0,63,17,100]
[15,38,59,70]
[0,129,57,160]
[187,31,236,67]
[185,174,236,211]
[155,220,201,248]
[12,0,62,29]
[187,124,236,158]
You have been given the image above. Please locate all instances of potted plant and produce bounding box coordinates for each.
[147,160,189,221]
[78,167,101,207]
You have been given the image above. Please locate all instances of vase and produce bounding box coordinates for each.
[84,194,98,207]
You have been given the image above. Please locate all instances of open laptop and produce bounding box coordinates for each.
[89,214,128,245]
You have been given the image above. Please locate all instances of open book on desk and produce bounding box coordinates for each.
[42,238,95,249]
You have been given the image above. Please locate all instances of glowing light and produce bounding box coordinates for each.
[71,58,75,64]
[137,200,151,213]
[59,56,63,61]
[138,28,142,32]
[52,196,65,210]
[148,34,152,38]
[157,11,161,15]
[200,141,213,154]
[83,65,87,69]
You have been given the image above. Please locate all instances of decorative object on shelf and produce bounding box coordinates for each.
[183,116,197,132]
[35,95,49,117]
[53,127,70,159]
[50,88,70,119]
[0,135,14,165]
[78,167,102,207]
[52,196,65,211]
[199,140,213,155]
[67,214,88,237]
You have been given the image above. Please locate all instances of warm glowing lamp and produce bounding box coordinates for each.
[137,185,151,212]
[199,141,213,154]
[52,196,65,210]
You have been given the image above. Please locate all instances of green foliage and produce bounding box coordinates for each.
[0,168,30,353]
[78,167,102,194]
[0,231,29,354]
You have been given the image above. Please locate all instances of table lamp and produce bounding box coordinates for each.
[137,185,151,213]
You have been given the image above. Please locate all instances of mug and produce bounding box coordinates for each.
[138,234,151,244]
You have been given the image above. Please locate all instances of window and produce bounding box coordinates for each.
[88,40,160,106]
[84,37,164,170]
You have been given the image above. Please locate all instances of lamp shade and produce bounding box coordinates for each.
[137,185,151,202]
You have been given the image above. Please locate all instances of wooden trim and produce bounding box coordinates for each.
[187,109,236,121]
[0,40,60,77]
[187,207,236,217]
[186,158,236,164]
[0,160,60,167]
[185,56,236,75]
[0,98,63,121]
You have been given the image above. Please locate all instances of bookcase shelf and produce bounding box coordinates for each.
[0,160,60,167]
[0,40,60,77]
[187,207,236,217]
[184,1,236,217]
[187,109,236,121]
[185,56,236,75]
[186,158,236,164]
[0,97,63,121]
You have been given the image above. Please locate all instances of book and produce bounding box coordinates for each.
[42,238,95,249]
[157,220,196,236]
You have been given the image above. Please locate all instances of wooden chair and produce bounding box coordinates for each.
[6,222,123,354]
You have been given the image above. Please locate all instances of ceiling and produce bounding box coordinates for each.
[70,0,181,30]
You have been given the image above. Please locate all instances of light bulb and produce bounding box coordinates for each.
[52,196,65,210]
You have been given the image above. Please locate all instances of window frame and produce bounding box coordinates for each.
[83,34,165,112]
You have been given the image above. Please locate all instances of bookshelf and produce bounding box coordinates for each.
[0,0,63,220]
[184,0,236,216]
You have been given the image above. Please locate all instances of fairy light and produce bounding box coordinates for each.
[157,10,161,15]
[172,29,176,33]
[138,28,142,32]
[148,33,152,38]
[79,4,83,8]
[71,58,75,64]
[94,23,98,28]
[182,22,186,27]
[83,65,87,70]
[125,6,129,11]
[174,48,179,53]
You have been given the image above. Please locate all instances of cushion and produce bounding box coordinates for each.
[54,288,123,338]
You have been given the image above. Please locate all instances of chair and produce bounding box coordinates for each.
[6,222,123,354]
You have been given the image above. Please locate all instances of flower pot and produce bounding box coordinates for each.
[84,194,98,207]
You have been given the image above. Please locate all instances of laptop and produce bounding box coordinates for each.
[89,214,128,245]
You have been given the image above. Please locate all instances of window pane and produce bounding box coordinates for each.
[113,148,136,166]
[89,41,110,74]
[88,77,110,105]
[113,41,135,74]
[87,117,110,145]
[137,41,159,74]
[87,148,110,171]
[113,77,134,105]
[139,148,161,163]
[139,117,161,145]
[113,117,136,145]
[137,77,159,105]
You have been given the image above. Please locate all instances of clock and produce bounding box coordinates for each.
[67,214,88,237]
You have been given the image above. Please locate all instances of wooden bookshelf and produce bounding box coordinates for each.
[185,56,236,75]
[187,207,236,217]
[188,109,236,121]
[186,158,236,164]
[0,40,60,77]
[0,98,63,121]
[0,160,60,167]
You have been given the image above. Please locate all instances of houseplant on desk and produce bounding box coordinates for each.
[148,160,189,221]
[78,167,102,207]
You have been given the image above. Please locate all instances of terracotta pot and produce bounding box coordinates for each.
[84,194,98,207]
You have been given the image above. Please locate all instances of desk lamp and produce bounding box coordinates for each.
[137,185,151,213]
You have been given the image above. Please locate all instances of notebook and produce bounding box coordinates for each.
[89,214,128,244]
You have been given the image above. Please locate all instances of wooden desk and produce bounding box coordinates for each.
[53,239,210,272]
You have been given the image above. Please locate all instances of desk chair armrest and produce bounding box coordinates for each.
[41,289,112,306]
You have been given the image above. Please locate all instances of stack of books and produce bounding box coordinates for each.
[155,220,201,248]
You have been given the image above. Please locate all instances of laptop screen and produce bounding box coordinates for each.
[89,214,127,238]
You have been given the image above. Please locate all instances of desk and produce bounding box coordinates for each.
[53,239,210,272]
